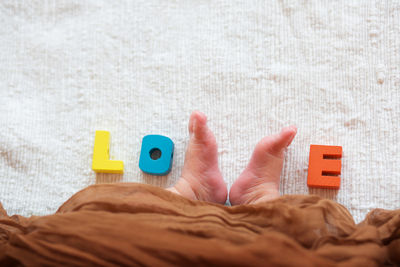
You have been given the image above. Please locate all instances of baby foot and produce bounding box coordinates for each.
[167,111,227,204]
[229,126,297,205]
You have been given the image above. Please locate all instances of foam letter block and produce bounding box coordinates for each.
[139,135,174,176]
[307,145,342,189]
[92,131,124,174]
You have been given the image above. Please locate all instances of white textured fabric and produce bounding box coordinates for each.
[0,1,399,223]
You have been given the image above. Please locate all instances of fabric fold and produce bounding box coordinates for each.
[1,183,399,266]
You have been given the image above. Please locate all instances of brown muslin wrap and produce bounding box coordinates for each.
[0,183,399,266]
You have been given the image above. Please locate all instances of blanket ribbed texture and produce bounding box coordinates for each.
[0,1,399,222]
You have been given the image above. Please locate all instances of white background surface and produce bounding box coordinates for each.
[0,0,399,222]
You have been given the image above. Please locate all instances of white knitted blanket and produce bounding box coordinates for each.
[1,1,399,223]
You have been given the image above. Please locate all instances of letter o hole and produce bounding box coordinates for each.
[150,148,162,160]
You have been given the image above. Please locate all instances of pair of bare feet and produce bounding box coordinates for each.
[167,111,297,205]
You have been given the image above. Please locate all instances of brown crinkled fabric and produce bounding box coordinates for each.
[0,183,399,266]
